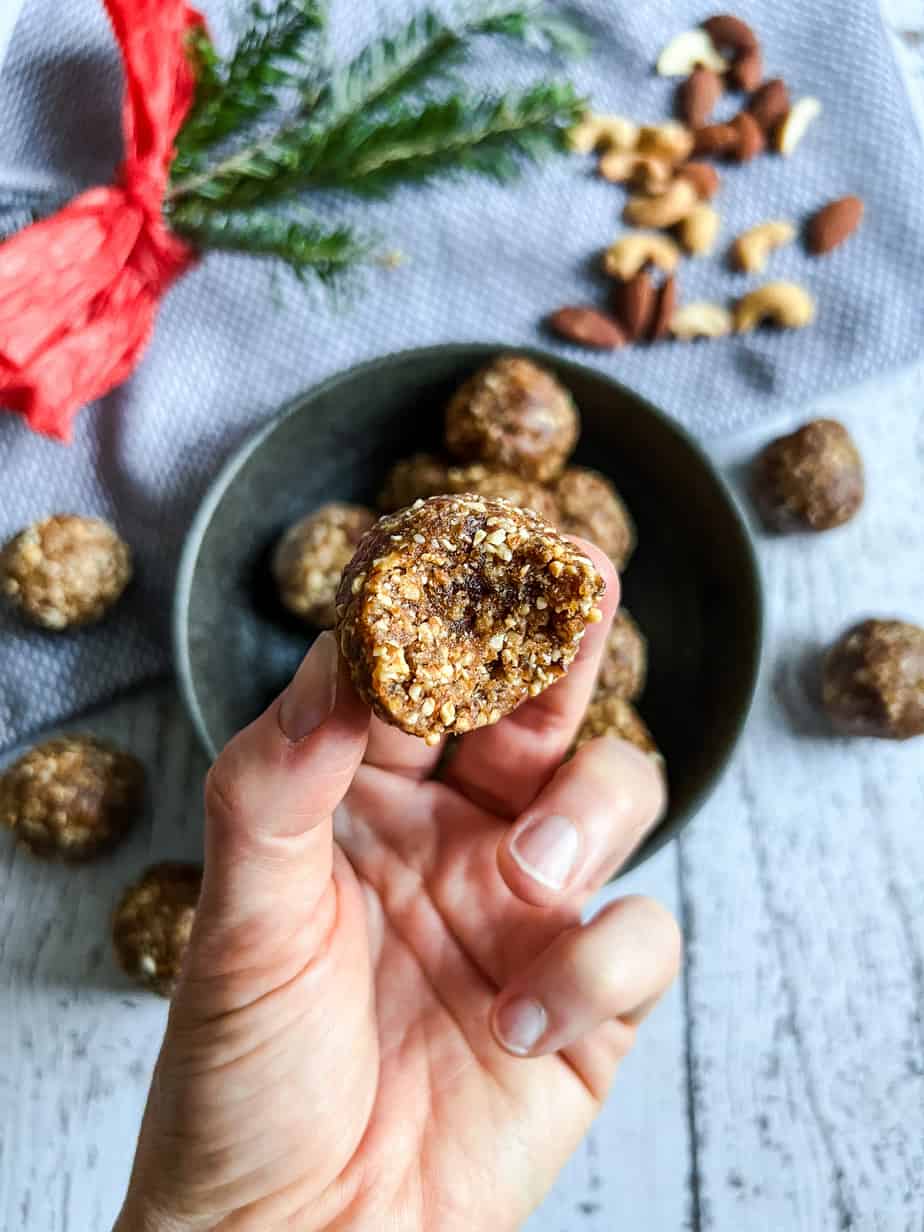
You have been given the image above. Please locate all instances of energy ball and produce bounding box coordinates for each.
[0,735,145,861]
[575,693,661,760]
[1,514,132,629]
[445,463,560,524]
[752,418,864,533]
[378,453,451,512]
[822,619,924,740]
[273,502,376,628]
[444,355,579,482]
[336,494,605,744]
[596,608,647,701]
[554,467,637,571]
[112,862,202,997]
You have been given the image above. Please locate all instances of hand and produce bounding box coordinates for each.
[116,544,679,1232]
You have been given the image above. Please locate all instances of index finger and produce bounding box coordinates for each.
[442,540,619,817]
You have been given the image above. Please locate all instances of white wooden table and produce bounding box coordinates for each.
[3,6,924,1229]
[2,363,923,1232]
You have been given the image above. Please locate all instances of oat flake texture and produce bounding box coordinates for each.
[2,0,924,746]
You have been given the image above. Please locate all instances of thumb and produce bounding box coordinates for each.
[195,631,370,939]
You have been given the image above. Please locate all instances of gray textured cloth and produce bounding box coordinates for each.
[1,0,923,749]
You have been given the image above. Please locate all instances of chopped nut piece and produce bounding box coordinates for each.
[273,503,376,628]
[0,735,145,861]
[1,515,132,630]
[554,467,636,572]
[112,862,202,997]
[445,356,579,481]
[336,495,605,741]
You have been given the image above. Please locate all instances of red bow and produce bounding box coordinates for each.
[0,0,203,441]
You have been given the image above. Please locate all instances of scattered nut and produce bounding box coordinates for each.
[693,122,740,158]
[549,306,626,350]
[678,66,723,128]
[776,96,822,156]
[568,112,639,155]
[599,151,673,194]
[613,271,656,341]
[822,619,924,741]
[731,45,762,91]
[636,123,695,164]
[657,28,727,77]
[748,78,790,132]
[807,196,864,255]
[678,203,720,256]
[732,220,796,272]
[649,274,678,341]
[602,232,681,280]
[112,862,202,997]
[731,111,765,162]
[752,418,864,533]
[445,355,579,482]
[624,178,699,229]
[336,494,606,741]
[0,735,145,861]
[670,301,733,339]
[702,14,760,88]
[1,515,132,630]
[734,282,815,331]
[675,162,721,200]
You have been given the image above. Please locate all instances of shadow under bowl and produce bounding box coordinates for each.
[174,343,763,874]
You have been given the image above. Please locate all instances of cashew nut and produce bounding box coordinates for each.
[568,112,640,155]
[602,232,682,280]
[734,282,816,332]
[670,302,733,340]
[637,122,695,165]
[599,151,673,194]
[732,220,796,273]
[657,28,727,76]
[678,203,720,256]
[776,97,822,156]
[624,178,698,229]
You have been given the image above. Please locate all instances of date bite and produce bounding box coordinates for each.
[336,494,605,743]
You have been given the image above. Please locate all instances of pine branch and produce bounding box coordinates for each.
[172,0,325,181]
[168,5,585,210]
[168,201,370,281]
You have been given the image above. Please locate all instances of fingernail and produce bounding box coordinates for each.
[510,814,580,890]
[279,632,338,741]
[494,997,547,1056]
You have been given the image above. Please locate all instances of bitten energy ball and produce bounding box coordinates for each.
[445,463,560,524]
[112,862,202,997]
[444,355,579,482]
[0,735,145,860]
[822,619,924,740]
[596,608,647,701]
[752,419,864,533]
[273,502,376,628]
[0,514,132,629]
[336,494,605,744]
[575,693,661,760]
[378,454,451,512]
[554,466,637,571]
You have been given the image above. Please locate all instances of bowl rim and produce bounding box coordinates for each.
[174,341,764,867]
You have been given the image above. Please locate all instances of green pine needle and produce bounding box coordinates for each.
[168,201,370,281]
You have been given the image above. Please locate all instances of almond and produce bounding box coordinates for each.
[613,271,656,341]
[649,275,678,341]
[702,14,758,53]
[731,45,762,91]
[807,196,864,255]
[748,79,790,132]
[693,122,740,158]
[678,66,723,128]
[731,111,765,161]
[549,306,626,350]
[676,161,721,199]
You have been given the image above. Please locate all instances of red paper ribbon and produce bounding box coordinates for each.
[0,0,203,441]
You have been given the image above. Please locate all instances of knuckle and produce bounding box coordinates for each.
[204,750,247,831]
